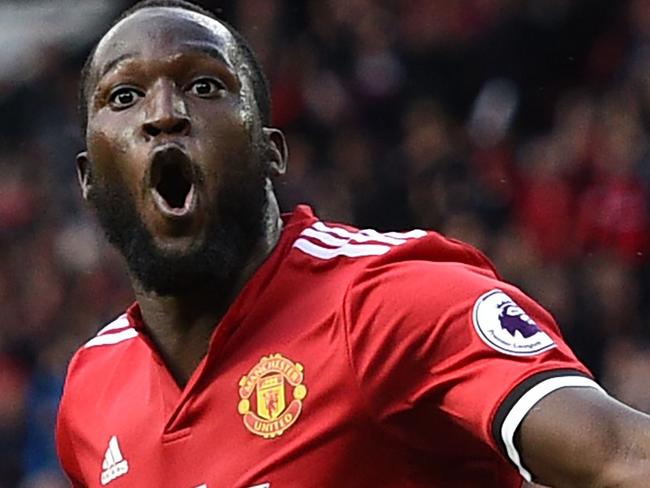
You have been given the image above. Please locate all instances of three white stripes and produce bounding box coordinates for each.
[294,221,426,260]
[85,314,138,349]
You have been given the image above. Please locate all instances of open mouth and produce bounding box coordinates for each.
[149,145,198,217]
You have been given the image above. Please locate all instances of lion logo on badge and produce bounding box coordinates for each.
[472,289,556,356]
[238,354,307,439]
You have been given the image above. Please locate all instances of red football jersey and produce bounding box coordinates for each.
[56,205,600,487]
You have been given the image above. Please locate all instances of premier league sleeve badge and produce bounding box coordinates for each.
[472,289,556,356]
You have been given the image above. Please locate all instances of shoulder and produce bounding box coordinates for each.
[57,312,141,456]
[332,227,565,357]
[342,257,506,348]
[288,216,502,315]
[62,313,140,393]
[344,239,501,318]
[83,313,139,349]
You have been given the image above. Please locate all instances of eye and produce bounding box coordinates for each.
[187,78,226,98]
[108,87,142,109]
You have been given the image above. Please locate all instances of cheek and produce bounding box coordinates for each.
[86,120,146,191]
[199,107,254,164]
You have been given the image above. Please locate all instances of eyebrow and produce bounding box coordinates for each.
[98,43,234,80]
[99,53,136,79]
[182,41,233,69]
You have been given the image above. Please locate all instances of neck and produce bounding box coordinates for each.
[133,193,283,387]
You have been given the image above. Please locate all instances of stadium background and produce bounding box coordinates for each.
[1,0,649,486]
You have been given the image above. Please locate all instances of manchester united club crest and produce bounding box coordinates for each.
[238,354,307,439]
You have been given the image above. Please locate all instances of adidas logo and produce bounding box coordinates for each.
[101,436,129,485]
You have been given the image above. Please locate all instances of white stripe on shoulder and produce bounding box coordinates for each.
[294,238,390,259]
[501,376,606,481]
[97,314,130,336]
[295,221,426,260]
[84,328,138,349]
[314,222,408,245]
[382,229,428,239]
[311,221,357,239]
[301,228,349,247]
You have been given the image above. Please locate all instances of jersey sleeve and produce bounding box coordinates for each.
[342,260,602,482]
[56,354,87,488]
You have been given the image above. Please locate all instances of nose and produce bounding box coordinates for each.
[142,81,190,138]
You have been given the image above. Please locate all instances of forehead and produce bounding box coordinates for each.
[92,7,238,77]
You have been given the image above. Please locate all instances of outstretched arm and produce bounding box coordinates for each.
[519,386,650,487]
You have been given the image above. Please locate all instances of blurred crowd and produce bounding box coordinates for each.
[1,0,649,486]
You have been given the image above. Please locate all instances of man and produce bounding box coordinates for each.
[56,1,650,487]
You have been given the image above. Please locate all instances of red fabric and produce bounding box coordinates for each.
[57,206,588,487]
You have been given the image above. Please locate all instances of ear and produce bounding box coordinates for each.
[76,151,93,201]
[263,127,288,177]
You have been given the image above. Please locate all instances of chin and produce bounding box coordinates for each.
[150,233,207,257]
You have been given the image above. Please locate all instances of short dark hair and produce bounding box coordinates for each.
[78,0,271,136]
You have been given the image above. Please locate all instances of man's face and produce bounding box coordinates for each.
[81,7,272,295]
